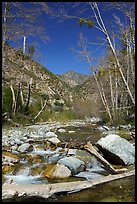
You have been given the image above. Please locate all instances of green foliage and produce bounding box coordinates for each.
[34,109,52,123]
[88,19,94,28]
[54,100,64,107]
[6,4,11,12]
[28,45,35,57]
[50,109,75,122]
[28,99,42,117]
[16,48,24,58]
[23,54,31,60]
[3,84,12,113]
[101,112,110,124]
[12,113,32,125]
[53,100,64,112]
[53,93,60,100]
[78,18,85,27]
[41,93,49,100]
[78,18,94,28]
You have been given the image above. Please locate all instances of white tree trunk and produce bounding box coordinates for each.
[89,2,135,106]
[23,36,26,54]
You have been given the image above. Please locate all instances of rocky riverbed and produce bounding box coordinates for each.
[2,119,135,202]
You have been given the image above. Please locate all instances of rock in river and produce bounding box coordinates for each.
[58,156,85,175]
[96,134,135,165]
[17,143,34,153]
[44,163,71,179]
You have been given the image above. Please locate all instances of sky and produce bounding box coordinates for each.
[5,2,134,76]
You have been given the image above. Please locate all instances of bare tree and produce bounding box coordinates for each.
[2,2,52,115]
[54,2,135,106]
[76,33,113,122]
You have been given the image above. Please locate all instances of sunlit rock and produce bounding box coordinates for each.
[96,134,135,165]
[44,163,71,179]
[47,137,61,145]
[17,143,34,153]
[58,156,85,175]
[45,132,58,138]
[57,128,66,133]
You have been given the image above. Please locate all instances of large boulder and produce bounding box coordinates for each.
[58,156,85,175]
[96,134,135,165]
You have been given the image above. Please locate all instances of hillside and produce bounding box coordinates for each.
[4,45,77,107]
[3,45,101,124]
[59,70,89,87]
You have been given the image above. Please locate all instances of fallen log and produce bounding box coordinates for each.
[2,170,135,201]
[84,141,128,174]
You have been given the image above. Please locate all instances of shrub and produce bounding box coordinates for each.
[41,93,49,101]
[3,85,12,114]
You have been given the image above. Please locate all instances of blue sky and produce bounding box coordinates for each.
[7,2,133,75]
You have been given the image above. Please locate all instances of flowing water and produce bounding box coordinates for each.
[2,122,135,202]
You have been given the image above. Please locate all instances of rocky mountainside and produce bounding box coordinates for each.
[3,45,101,124]
[3,45,77,109]
[59,71,89,87]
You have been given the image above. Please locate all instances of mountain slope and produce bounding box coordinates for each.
[59,70,89,87]
[4,45,76,109]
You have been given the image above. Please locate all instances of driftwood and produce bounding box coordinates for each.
[33,100,47,121]
[2,170,135,201]
[84,141,127,174]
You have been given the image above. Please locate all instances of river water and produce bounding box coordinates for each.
[2,121,135,202]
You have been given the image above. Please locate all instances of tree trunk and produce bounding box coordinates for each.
[15,82,21,112]
[33,100,47,121]
[24,78,32,113]
[89,2,135,106]
[23,36,26,54]
[10,85,16,115]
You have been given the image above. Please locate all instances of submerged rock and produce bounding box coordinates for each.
[75,171,103,180]
[96,134,135,165]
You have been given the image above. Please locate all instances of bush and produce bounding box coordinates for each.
[49,109,75,122]
[3,85,12,114]
[41,93,49,101]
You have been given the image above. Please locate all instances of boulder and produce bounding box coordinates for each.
[17,143,33,153]
[96,134,135,165]
[44,163,71,179]
[58,156,85,175]
[57,128,66,133]
[47,137,61,145]
[45,132,58,138]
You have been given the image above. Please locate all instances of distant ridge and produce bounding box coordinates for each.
[59,70,89,87]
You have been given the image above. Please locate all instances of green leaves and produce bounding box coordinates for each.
[78,18,94,28]
[6,4,11,12]
[78,18,85,27]
[88,19,94,28]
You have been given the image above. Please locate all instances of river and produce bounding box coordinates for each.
[2,120,135,202]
